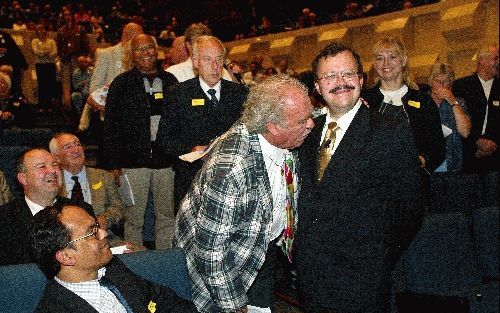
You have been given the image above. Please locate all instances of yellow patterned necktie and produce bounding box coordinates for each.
[317,121,339,181]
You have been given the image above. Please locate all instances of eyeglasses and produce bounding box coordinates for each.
[132,45,155,52]
[65,222,100,246]
[318,69,359,82]
[432,79,451,86]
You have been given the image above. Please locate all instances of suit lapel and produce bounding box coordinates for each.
[58,175,68,198]
[322,106,371,182]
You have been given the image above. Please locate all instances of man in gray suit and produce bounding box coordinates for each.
[49,132,124,233]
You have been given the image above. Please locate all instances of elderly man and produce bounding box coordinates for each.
[28,203,197,313]
[0,148,93,265]
[172,75,314,312]
[295,42,424,313]
[157,35,248,208]
[452,45,499,172]
[166,23,233,82]
[103,34,178,249]
[49,132,124,236]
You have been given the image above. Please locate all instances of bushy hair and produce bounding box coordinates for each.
[241,74,308,133]
[428,62,455,85]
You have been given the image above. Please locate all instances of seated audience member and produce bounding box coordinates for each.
[71,55,93,116]
[49,132,125,240]
[0,148,94,265]
[428,62,471,172]
[452,45,499,172]
[28,203,197,313]
[0,30,28,97]
[362,37,446,173]
[0,170,13,205]
[0,71,35,128]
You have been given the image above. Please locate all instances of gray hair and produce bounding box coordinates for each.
[241,74,309,133]
[192,35,226,58]
[428,62,455,85]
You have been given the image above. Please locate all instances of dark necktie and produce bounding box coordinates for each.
[282,154,296,262]
[317,121,339,182]
[207,88,218,105]
[100,276,134,313]
[71,176,84,203]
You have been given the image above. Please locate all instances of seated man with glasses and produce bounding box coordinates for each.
[28,203,197,313]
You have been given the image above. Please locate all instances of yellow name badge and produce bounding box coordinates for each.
[154,93,163,100]
[493,101,499,107]
[148,300,157,313]
[91,181,103,190]
[408,100,421,108]
[192,99,205,106]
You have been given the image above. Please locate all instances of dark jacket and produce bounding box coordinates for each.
[362,86,446,173]
[34,257,197,313]
[103,68,178,170]
[0,197,94,266]
[296,106,424,313]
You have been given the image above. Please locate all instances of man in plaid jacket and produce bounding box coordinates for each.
[173,75,314,313]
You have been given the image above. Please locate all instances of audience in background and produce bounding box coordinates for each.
[428,62,471,173]
[0,29,28,97]
[71,55,92,117]
[0,170,13,206]
[0,71,35,128]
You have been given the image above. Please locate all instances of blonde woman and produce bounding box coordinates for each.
[362,37,445,173]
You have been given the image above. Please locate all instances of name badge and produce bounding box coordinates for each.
[408,100,420,108]
[192,99,205,106]
[148,300,157,313]
[493,101,499,107]
[92,181,103,190]
[154,92,163,100]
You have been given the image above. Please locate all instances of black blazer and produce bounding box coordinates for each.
[0,197,94,266]
[296,105,424,313]
[34,257,197,313]
[362,87,446,172]
[452,75,499,171]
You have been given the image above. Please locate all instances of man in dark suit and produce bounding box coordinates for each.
[28,203,197,313]
[0,148,94,265]
[295,43,424,313]
[452,45,499,172]
[157,35,248,208]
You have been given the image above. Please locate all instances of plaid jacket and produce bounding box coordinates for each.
[173,122,285,312]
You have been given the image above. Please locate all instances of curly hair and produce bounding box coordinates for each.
[241,74,308,133]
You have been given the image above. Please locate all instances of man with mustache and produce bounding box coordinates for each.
[28,203,197,313]
[295,43,424,313]
[172,75,314,312]
[452,45,499,172]
[0,148,94,265]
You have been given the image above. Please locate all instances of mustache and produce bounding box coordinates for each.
[329,85,355,93]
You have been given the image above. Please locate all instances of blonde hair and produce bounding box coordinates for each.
[372,37,419,90]
[428,62,455,85]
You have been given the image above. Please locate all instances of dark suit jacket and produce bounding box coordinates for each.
[296,105,424,313]
[34,257,197,313]
[156,77,248,204]
[0,197,94,266]
[452,75,499,171]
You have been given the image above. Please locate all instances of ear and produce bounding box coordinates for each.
[17,172,27,186]
[314,81,321,96]
[56,249,76,266]
[266,121,279,136]
[402,55,408,67]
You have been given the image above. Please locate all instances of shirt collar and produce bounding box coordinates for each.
[325,99,362,131]
[25,195,57,216]
[63,167,86,182]
[199,77,221,96]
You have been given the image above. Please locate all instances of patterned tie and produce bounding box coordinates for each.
[207,88,218,105]
[100,276,134,313]
[71,176,84,203]
[317,121,339,182]
[281,154,296,262]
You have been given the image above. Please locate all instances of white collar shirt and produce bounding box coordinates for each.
[63,167,92,204]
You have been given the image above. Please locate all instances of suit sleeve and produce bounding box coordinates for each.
[102,76,124,170]
[101,170,124,225]
[420,97,446,172]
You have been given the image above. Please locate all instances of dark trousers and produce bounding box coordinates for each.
[247,238,279,308]
[35,63,57,107]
